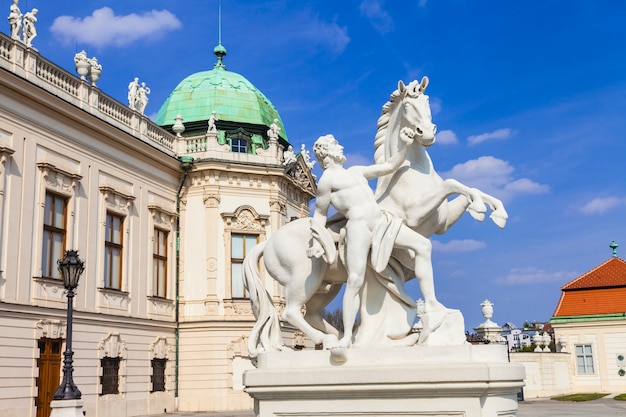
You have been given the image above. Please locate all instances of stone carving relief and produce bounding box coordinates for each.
[100,185,135,216]
[35,319,65,339]
[203,193,220,208]
[37,162,82,196]
[148,205,176,229]
[269,199,287,215]
[149,336,171,359]
[98,332,127,358]
[222,206,268,232]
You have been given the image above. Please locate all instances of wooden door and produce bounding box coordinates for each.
[36,338,62,417]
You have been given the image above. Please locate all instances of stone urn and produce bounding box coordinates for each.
[480,299,494,322]
[533,331,543,352]
[89,67,101,86]
[75,61,90,80]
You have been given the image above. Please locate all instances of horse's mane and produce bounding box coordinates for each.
[373,88,403,165]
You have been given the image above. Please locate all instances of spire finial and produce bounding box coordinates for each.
[610,240,619,258]
[213,0,227,69]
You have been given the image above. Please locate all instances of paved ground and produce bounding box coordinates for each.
[140,395,626,417]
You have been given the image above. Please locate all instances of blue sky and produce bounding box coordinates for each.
[18,1,626,330]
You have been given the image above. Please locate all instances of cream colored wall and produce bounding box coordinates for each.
[509,352,571,398]
[0,55,181,416]
[0,33,316,416]
[553,320,626,393]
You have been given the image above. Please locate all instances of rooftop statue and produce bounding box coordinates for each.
[127,78,150,114]
[300,143,315,170]
[22,7,36,47]
[267,118,280,142]
[7,0,21,40]
[127,77,139,108]
[207,111,218,133]
[243,77,508,358]
[282,145,296,165]
[136,82,150,114]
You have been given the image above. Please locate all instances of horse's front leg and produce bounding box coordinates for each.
[441,179,487,221]
[480,193,508,228]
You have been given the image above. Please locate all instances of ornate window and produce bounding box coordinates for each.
[221,206,268,300]
[42,192,67,279]
[231,234,258,298]
[36,162,81,279]
[575,344,595,374]
[104,212,124,290]
[149,336,171,393]
[153,228,168,298]
[151,358,166,392]
[101,357,120,395]
[98,332,127,395]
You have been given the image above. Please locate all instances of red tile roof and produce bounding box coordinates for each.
[561,257,626,290]
[553,287,626,316]
[552,257,626,317]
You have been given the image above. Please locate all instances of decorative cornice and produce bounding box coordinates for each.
[100,185,135,214]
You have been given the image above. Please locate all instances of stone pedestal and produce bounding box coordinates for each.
[244,344,525,417]
[49,399,84,417]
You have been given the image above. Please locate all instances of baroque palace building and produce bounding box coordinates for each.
[0,29,316,417]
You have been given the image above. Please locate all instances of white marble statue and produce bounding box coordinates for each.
[243,77,508,358]
[22,7,36,47]
[127,77,139,108]
[136,82,150,113]
[282,145,296,165]
[308,133,446,348]
[267,118,280,142]
[7,0,21,40]
[300,143,315,170]
[207,111,218,133]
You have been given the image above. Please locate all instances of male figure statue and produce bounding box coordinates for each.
[128,77,139,108]
[8,0,21,40]
[308,133,446,347]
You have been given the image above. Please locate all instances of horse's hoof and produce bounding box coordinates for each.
[330,348,348,364]
[490,212,507,228]
[468,208,485,222]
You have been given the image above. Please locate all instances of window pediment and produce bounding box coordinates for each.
[100,185,135,215]
[37,162,82,196]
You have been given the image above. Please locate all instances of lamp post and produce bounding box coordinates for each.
[53,250,85,400]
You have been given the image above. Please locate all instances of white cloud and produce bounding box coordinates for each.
[496,267,577,285]
[418,0,429,7]
[432,239,486,253]
[580,196,626,215]
[436,129,458,145]
[467,128,513,146]
[51,7,182,48]
[441,156,549,200]
[360,1,393,33]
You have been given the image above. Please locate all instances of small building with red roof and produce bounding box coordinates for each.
[550,241,626,393]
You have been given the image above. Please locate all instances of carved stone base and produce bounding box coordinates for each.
[49,399,84,417]
[244,345,525,417]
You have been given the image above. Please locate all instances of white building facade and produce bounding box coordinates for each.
[0,32,315,417]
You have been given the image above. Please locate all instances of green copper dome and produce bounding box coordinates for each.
[154,47,288,142]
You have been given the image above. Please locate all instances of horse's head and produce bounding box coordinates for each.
[396,77,437,147]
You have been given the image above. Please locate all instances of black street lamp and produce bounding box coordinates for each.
[53,250,85,400]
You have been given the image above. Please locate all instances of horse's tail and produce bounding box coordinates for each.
[243,241,284,359]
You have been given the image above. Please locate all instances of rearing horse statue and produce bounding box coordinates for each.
[243,77,507,358]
